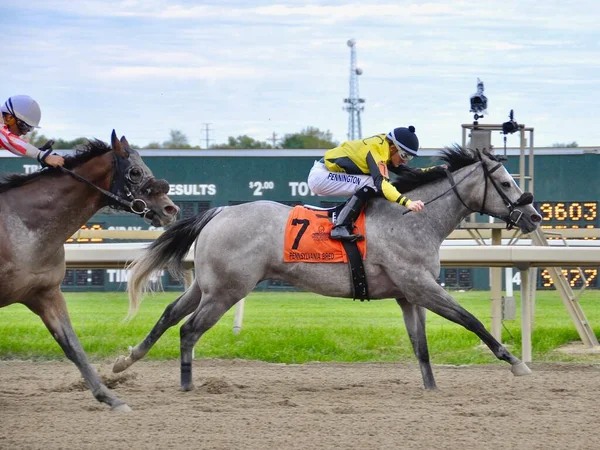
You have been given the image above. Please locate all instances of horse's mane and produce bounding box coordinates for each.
[440,144,499,171]
[393,144,497,193]
[0,139,112,193]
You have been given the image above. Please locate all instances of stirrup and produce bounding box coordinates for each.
[330,226,364,242]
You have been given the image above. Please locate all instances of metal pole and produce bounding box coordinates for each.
[528,129,535,194]
[519,127,526,189]
[490,228,503,342]
[184,269,194,290]
[505,268,513,297]
[520,267,532,363]
[233,298,246,335]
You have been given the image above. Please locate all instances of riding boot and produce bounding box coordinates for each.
[330,193,366,242]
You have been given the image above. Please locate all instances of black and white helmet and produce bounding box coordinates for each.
[386,125,419,156]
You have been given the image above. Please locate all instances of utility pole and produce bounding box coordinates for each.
[343,39,365,140]
[202,123,213,149]
[266,132,281,148]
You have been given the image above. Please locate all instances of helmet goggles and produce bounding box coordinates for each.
[397,149,414,161]
[5,98,34,135]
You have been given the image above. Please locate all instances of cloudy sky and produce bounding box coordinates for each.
[2,0,599,148]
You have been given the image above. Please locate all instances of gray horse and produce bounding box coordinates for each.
[114,147,541,391]
[0,131,179,411]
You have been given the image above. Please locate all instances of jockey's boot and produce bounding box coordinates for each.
[330,193,366,242]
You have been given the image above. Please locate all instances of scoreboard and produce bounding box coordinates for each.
[537,201,598,230]
[535,200,598,289]
[1,148,598,290]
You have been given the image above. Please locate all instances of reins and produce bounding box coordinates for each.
[40,141,152,218]
[58,165,149,215]
[401,164,481,215]
[401,152,533,230]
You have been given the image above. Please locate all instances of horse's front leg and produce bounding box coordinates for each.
[113,282,203,373]
[396,297,437,390]
[26,288,131,411]
[404,276,531,376]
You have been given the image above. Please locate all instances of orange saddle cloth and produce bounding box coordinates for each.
[283,206,367,263]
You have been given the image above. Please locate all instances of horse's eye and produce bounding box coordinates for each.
[501,181,511,188]
[127,167,143,184]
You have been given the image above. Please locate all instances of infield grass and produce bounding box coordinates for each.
[1,290,599,365]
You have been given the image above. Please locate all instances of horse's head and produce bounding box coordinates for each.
[109,130,179,227]
[474,149,541,233]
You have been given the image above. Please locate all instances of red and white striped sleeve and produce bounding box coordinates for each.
[0,126,41,159]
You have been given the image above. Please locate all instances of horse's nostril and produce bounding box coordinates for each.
[532,214,542,223]
[165,205,179,216]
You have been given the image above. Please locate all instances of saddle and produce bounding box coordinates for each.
[283,203,369,301]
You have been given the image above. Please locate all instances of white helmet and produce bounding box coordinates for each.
[1,95,42,129]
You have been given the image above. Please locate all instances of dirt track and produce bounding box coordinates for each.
[1,359,599,449]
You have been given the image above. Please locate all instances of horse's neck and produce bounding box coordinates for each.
[18,153,113,246]
[390,166,480,245]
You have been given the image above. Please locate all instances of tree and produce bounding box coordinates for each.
[27,131,89,149]
[551,141,578,148]
[212,135,272,149]
[281,127,338,149]
[163,129,191,149]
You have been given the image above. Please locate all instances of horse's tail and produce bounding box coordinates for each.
[126,207,224,319]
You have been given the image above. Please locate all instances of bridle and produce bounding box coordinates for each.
[410,152,533,230]
[477,157,533,229]
[57,151,156,219]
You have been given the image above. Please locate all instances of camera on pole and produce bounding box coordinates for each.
[469,78,488,121]
[502,109,519,135]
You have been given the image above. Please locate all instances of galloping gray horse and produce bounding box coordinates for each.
[114,147,541,391]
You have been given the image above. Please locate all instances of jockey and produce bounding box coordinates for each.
[308,125,439,242]
[0,95,65,168]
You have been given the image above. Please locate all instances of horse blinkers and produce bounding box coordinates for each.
[110,152,166,218]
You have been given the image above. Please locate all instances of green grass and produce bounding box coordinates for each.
[1,290,599,365]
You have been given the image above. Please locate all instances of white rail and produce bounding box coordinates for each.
[64,243,600,270]
[63,243,600,363]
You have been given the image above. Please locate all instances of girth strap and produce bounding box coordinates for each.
[341,240,369,301]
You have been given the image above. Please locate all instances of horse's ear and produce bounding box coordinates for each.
[111,129,127,158]
[120,136,131,149]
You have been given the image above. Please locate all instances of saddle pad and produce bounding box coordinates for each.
[283,206,366,263]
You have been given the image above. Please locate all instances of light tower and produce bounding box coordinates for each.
[343,39,365,140]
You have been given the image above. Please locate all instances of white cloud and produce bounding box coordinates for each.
[101,65,261,80]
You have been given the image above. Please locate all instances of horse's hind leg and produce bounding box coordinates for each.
[396,297,437,390]
[113,281,203,373]
[405,277,531,376]
[26,288,131,411]
[179,293,241,391]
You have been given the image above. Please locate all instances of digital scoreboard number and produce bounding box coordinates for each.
[534,201,598,289]
[535,201,598,230]
[65,223,104,243]
[538,268,598,289]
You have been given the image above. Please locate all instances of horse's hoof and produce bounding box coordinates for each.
[113,355,132,373]
[180,384,195,392]
[111,403,132,413]
[511,362,532,376]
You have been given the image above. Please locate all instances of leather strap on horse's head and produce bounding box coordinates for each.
[475,149,534,229]
[108,151,155,215]
[59,151,156,219]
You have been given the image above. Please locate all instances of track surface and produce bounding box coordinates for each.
[1,360,599,449]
